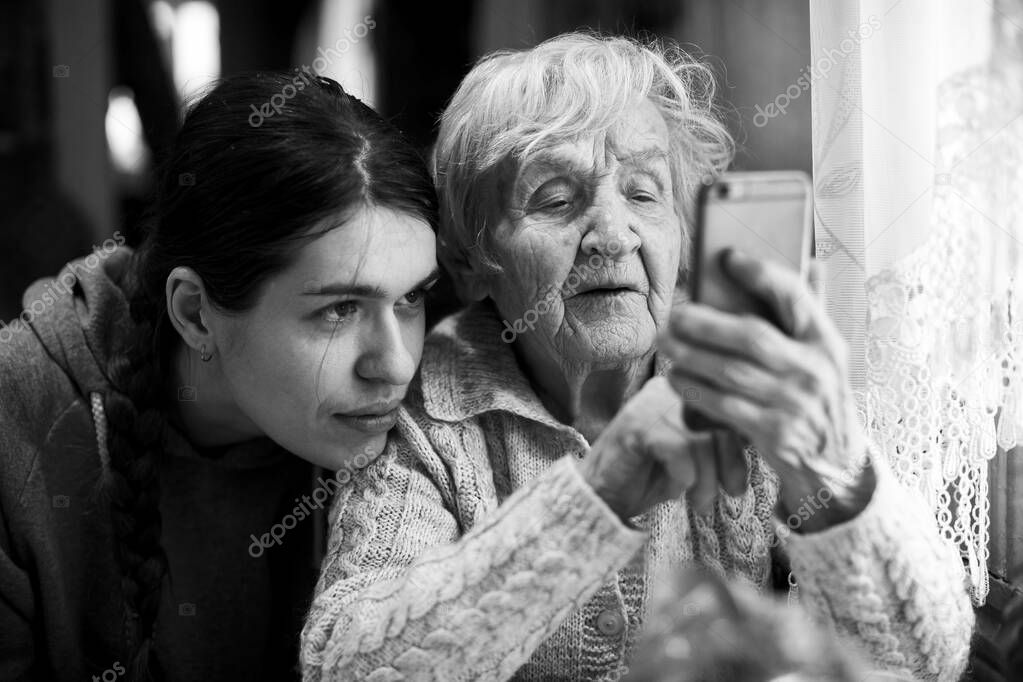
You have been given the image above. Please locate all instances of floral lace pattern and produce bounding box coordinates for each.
[813,0,1023,604]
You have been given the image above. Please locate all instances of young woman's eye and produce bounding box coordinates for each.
[401,288,428,308]
[323,301,358,325]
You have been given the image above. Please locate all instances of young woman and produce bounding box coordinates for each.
[0,74,438,682]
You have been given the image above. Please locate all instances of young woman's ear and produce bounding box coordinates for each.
[165,267,216,355]
[439,240,491,303]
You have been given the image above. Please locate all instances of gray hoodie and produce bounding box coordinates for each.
[0,246,324,681]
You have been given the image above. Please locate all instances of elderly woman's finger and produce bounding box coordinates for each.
[675,377,758,444]
[668,357,834,441]
[719,249,833,344]
[662,340,808,414]
[666,303,807,376]
[681,374,848,478]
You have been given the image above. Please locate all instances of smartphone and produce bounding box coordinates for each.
[683,171,813,432]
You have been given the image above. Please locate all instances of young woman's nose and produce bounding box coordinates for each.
[579,184,641,259]
[355,314,417,386]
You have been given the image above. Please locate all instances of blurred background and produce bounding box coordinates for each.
[0,0,812,322]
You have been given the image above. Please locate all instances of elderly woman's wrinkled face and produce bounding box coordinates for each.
[488,98,682,367]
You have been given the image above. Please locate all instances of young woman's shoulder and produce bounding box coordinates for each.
[0,320,92,501]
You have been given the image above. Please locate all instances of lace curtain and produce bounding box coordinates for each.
[810,0,1023,605]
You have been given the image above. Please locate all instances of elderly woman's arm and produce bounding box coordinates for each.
[300,410,648,682]
[663,252,974,679]
[777,446,974,680]
[301,374,719,681]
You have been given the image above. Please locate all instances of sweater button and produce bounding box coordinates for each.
[596,609,625,636]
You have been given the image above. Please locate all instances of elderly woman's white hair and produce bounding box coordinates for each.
[432,32,735,294]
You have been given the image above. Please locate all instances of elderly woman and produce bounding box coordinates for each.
[301,34,974,681]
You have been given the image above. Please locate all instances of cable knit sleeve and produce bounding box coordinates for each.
[781,446,975,681]
[300,414,648,682]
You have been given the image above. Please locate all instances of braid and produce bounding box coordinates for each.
[100,255,172,682]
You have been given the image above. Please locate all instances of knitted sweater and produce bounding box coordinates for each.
[301,302,975,681]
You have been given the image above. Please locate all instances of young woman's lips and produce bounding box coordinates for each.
[333,407,400,434]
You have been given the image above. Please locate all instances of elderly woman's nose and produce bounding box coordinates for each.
[354,315,418,386]
[580,194,641,258]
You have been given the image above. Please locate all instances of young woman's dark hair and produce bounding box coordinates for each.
[102,73,437,681]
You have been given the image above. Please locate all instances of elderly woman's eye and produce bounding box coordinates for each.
[626,179,661,204]
[541,197,572,210]
[529,180,576,212]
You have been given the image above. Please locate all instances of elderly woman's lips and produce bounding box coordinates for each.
[570,287,639,298]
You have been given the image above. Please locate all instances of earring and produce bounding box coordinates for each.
[199,344,213,362]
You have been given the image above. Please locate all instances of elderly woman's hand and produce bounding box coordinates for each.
[578,376,725,521]
[659,249,875,531]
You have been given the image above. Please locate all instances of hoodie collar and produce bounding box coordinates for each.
[25,246,287,469]
[23,246,136,399]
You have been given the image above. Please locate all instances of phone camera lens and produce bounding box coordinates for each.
[716,184,730,199]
